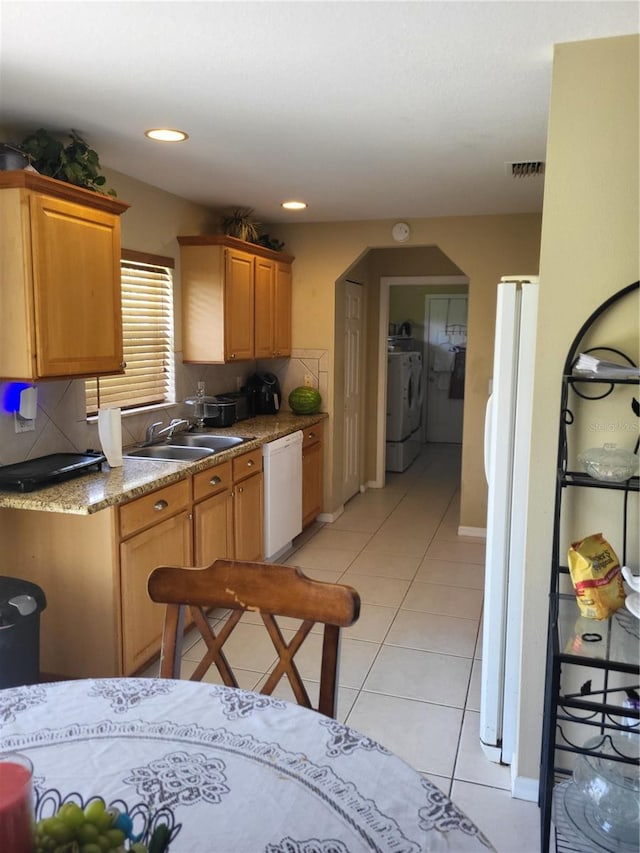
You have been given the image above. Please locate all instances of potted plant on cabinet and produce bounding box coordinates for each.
[220,207,261,243]
[17,128,116,196]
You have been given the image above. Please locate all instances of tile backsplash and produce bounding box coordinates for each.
[0,349,329,466]
[257,348,329,412]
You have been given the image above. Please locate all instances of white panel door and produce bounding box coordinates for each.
[344,282,363,502]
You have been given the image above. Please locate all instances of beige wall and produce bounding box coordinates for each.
[516,35,639,784]
[389,284,468,334]
[102,168,216,352]
[268,216,542,524]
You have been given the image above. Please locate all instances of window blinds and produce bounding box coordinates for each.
[86,257,175,414]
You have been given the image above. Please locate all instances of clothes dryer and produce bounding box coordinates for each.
[386,352,423,472]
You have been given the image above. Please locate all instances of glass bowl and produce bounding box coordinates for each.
[578,445,639,482]
[572,734,640,844]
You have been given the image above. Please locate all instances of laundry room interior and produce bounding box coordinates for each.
[387,279,469,473]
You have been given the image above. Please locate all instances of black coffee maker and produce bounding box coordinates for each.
[246,372,281,415]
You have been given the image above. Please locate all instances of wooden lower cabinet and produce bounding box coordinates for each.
[118,479,192,674]
[0,507,122,679]
[232,448,264,561]
[233,470,263,560]
[302,422,324,528]
[120,509,192,674]
[0,439,294,679]
[193,462,233,564]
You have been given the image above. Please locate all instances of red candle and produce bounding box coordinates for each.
[0,755,34,853]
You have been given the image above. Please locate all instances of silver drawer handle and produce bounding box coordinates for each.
[246,459,255,467]
[153,499,169,512]
[237,486,244,493]
[210,475,222,486]
[308,432,316,439]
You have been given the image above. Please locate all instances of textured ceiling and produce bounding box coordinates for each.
[0,1,637,222]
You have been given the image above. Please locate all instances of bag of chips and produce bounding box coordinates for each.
[567,533,626,620]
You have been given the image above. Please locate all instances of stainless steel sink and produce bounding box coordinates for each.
[169,434,255,451]
[124,445,215,462]
[124,434,255,462]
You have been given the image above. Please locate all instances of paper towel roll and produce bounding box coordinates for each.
[98,407,123,467]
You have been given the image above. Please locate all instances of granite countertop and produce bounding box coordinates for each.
[0,413,327,516]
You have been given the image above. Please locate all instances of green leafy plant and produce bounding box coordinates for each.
[220,207,260,242]
[255,233,285,252]
[18,128,116,196]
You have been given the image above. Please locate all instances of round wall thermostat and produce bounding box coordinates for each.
[392,222,411,242]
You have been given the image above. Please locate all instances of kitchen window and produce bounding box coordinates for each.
[85,250,175,415]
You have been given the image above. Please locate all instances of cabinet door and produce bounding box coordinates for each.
[233,472,263,561]
[194,489,233,565]
[254,256,276,358]
[180,244,225,363]
[224,248,254,361]
[273,262,292,357]
[120,510,192,674]
[302,440,323,528]
[30,193,123,378]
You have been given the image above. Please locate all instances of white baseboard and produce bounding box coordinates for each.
[317,506,344,523]
[458,525,487,539]
[510,772,539,803]
[366,479,384,490]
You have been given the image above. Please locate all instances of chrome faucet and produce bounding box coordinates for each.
[144,421,164,445]
[143,418,191,445]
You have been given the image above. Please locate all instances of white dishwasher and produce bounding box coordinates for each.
[262,430,303,561]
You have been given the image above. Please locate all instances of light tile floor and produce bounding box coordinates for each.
[148,443,543,852]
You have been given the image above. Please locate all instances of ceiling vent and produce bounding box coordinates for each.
[506,161,545,178]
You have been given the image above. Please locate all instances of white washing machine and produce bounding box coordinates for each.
[386,352,423,472]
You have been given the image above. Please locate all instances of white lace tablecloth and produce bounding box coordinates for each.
[0,679,493,852]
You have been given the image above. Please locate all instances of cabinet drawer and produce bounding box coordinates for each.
[232,448,263,482]
[119,479,191,539]
[302,422,323,451]
[193,461,232,502]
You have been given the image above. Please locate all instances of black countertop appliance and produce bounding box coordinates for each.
[246,372,281,415]
[220,389,253,421]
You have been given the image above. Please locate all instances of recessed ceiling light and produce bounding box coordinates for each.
[281,200,307,210]
[144,128,189,142]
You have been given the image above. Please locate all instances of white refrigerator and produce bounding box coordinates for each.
[481,276,539,766]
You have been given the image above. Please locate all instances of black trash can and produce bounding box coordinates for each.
[0,576,47,688]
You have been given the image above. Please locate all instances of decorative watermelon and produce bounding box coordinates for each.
[289,386,322,414]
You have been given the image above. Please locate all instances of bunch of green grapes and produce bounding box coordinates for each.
[34,798,169,853]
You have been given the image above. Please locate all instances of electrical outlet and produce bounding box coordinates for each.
[14,412,35,433]
[197,380,206,396]
[236,376,242,391]
[303,373,313,387]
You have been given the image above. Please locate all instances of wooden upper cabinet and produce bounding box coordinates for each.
[254,256,276,359]
[178,234,293,364]
[224,248,254,361]
[274,262,292,357]
[0,171,129,381]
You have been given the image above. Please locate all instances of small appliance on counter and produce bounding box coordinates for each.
[0,452,105,493]
[246,372,282,415]
[184,395,237,428]
[219,389,254,421]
